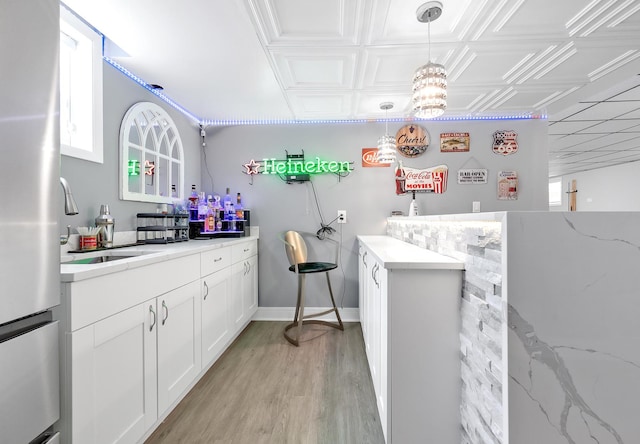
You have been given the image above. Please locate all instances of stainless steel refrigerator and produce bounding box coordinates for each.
[0,0,62,442]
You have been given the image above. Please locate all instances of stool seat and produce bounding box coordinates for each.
[288,262,338,273]
[281,230,344,346]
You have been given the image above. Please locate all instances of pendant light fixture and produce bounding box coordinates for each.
[412,1,447,119]
[376,102,396,164]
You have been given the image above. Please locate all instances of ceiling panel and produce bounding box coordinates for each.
[63,0,640,177]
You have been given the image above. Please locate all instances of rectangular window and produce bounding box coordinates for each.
[60,6,103,163]
[549,178,562,207]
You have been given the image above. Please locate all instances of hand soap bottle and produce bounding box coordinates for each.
[409,191,419,216]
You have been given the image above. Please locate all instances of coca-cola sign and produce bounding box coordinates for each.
[395,163,448,194]
[361,148,390,168]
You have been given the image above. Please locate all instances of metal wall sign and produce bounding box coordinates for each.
[395,163,448,194]
[361,148,390,168]
[497,170,518,200]
[441,132,470,152]
[492,130,518,155]
[457,168,488,184]
[396,125,429,157]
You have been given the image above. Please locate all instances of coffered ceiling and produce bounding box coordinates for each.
[63,0,640,177]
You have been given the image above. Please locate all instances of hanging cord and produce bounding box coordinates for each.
[308,180,346,308]
[308,180,337,239]
[200,124,215,192]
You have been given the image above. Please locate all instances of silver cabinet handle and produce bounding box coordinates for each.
[162,300,168,325]
[372,263,380,287]
[363,250,368,267]
[149,305,156,332]
[243,247,250,252]
[214,257,223,262]
[203,281,209,300]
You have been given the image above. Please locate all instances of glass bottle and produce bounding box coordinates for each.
[235,192,244,219]
[188,185,198,220]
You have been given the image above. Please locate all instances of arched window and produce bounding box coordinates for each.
[120,102,184,204]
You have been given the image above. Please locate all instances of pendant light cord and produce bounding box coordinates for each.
[428,15,432,62]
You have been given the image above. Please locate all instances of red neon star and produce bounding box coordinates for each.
[144,160,155,176]
[243,159,260,175]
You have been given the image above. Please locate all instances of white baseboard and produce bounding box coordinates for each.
[254,306,360,322]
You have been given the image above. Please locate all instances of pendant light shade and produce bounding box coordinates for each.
[376,102,396,164]
[412,2,447,119]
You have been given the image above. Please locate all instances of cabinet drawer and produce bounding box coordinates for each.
[231,240,257,263]
[201,247,231,276]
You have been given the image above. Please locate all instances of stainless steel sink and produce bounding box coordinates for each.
[61,251,150,265]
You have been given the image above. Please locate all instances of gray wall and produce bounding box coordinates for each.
[59,62,202,233]
[59,61,548,310]
[204,119,548,309]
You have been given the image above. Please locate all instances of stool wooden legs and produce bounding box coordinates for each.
[284,272,344,346]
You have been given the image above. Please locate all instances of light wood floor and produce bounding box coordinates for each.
[145,321,385,444]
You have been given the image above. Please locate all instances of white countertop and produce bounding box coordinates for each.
[358,235,464,270]
[60,235,259,282]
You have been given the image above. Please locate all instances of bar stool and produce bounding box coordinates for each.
[282,230,344,346]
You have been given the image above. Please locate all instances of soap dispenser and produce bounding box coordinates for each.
[408,191,419,216]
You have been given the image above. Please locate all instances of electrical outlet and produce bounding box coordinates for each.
[337,210,347,224]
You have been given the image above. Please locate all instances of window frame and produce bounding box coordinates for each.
[59,6,104,164]
[119,102,185,204]
[548,177,563,207]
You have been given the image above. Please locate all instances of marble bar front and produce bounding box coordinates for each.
[386,212,640,444]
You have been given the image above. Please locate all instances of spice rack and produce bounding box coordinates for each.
[136,213,189,244]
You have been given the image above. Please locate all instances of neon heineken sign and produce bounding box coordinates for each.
[243,155,353,176]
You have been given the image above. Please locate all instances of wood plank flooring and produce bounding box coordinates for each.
[145,321,385,444]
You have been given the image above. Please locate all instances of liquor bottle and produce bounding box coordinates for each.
[206,204,215,232]
[409,191,419,216]
[198,191,208,220]
[223,188,233,220]
[235,192,244,219]
[188,185,198,220]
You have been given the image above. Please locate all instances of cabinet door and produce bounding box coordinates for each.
[70,302,157,444]
[244,255,258,317]
[157,280,202,414]
[230,261,246,331]
[369,260,382,399]
[378,266,389,441]
[358,245,368,339]
[201,267,231,367]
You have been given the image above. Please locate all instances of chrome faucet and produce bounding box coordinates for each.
[60,177,78,245]
[60,177,79,215]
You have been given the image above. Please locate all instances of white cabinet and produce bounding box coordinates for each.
[68,280,201,444]
[358,236,463,444]
[69,302,157,444]
[58,238,259,444]
[156,280,202,413]
[230,240,258,331]
[201,266,231,367]
[359,249,388,438]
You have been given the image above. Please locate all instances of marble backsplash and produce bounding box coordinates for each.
[388,212,640,444]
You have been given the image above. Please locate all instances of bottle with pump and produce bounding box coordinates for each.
[409,191,419,216]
